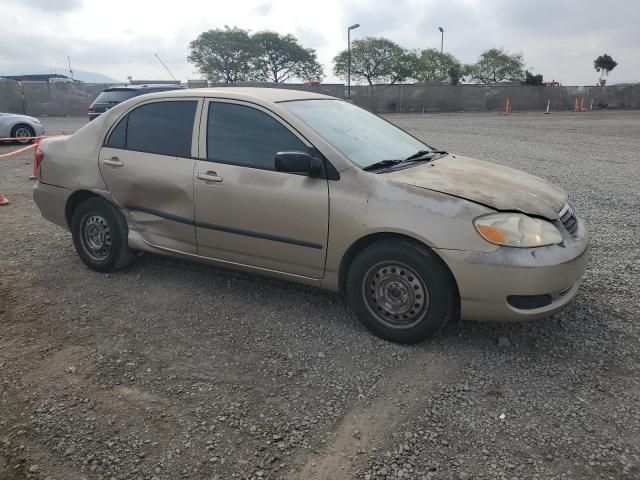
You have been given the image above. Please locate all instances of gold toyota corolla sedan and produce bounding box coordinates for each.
[33,88,590,343]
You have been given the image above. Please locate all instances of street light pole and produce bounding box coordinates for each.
[347,23,360,98]
[438,27,444,54]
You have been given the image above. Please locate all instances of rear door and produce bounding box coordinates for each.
[99,98,201,253]
[193,99,329,279]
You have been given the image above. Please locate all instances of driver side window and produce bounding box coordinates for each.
[206,102,308,170]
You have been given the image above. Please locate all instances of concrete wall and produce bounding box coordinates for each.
[0,79,638,116]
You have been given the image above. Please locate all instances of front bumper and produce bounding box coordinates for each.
[33,123,45,137]
[437,217,591,322]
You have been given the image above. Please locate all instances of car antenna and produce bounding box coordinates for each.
[154,53,179,85]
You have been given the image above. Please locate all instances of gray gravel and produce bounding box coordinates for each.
[1,111,639,480]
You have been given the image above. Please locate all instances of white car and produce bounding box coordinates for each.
[0,113,45,144]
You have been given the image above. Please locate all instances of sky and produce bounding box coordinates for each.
[0,0,638,85]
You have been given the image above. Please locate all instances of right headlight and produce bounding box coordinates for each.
[474,213,563,247]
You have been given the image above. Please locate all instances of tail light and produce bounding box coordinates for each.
[88,106,95,113]
[35,148,44,170]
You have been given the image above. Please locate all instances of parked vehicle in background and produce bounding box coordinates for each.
[88,84,184,121]
[33,88,590,344]
[0,113,45,144]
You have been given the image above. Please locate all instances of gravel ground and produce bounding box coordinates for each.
[1,111,639,480]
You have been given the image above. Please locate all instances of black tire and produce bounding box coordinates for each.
[11,124,35,144]
[346,239,459,344]
[71,197,135,272]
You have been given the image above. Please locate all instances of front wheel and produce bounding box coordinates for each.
[11,124,35,144]
[71,197,135,272]
[346,239,459,344]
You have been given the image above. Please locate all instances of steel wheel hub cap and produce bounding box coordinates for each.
[363,262,430,329]
[81,214,112,261]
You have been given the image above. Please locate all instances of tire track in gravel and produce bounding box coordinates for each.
[291,354,463,480]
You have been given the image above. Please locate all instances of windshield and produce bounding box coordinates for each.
[280,99,429,169]
[94,90,137,104]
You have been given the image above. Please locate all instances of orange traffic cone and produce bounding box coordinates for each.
[503,97,512,114]
[574,97,580,112]
[0,192,9,206]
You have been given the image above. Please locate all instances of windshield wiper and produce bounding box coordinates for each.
[404,149,447,161]
[364,150,448,172]
[363,159,404,171]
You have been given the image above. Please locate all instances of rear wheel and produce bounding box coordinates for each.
[347,239,459,344]
[11,124,35,144]
[71,197,135,272]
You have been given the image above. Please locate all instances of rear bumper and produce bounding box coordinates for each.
[437,218,590,322]
[88,113,102,121]
[33,181,71,230]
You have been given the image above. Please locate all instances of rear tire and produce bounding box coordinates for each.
[71,197,135,272]
[346,239,459,344]
[11,124,35,144]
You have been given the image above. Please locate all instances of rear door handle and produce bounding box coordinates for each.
[103,157,123,167]
[197,172,223,183]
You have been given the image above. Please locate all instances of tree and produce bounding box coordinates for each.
[448,64,463,85]
[252,31,323,83]
[468,48,525,84]
[522,70,544,85]
[188,26,257,83]
[333,37,415,85]
[414,48,462,84]
[594,54,617,86]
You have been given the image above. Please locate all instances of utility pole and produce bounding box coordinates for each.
[347,23,360,98]
[438,27,444,54]
[67,56,74,80]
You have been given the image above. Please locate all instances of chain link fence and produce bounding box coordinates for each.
[1,79,638,116]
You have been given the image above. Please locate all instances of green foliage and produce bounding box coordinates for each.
[333,37,414,85]
[252,31,323,83]
[188,28,323,83]
[594,54,617,86]
[414,48,462,84]
[448,64,463,85]
[468,48,525,84]
[522,70,544,85]
[187,26,257,83]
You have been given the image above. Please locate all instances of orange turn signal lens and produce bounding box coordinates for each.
[476,224,507,244]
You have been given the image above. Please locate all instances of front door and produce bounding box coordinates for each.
[99,99,201,253]
[193,100,329,279]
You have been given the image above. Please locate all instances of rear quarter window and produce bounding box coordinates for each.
[94,90,137,104]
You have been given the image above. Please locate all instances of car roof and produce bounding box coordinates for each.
[145,87,335,103]
[104,84,184,91]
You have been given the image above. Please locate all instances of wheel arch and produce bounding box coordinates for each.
[65,190,110,228]
[337,232,459,298]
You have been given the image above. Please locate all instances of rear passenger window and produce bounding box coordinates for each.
[124,101,197,157]
[207,102,307,170]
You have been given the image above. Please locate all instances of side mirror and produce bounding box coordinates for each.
[274,151,323,177]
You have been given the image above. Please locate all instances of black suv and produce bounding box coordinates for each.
[88,84,184,121]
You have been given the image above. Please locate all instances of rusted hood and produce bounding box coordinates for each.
[386,154,567,219]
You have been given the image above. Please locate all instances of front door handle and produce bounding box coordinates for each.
[196,172,223,183]
[103,157,123,167]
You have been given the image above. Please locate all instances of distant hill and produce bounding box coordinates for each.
[0,65,121,84]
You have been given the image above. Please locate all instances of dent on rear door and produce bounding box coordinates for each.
[98,99,201,254]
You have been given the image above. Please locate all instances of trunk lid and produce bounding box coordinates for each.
[385,154,567,220]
